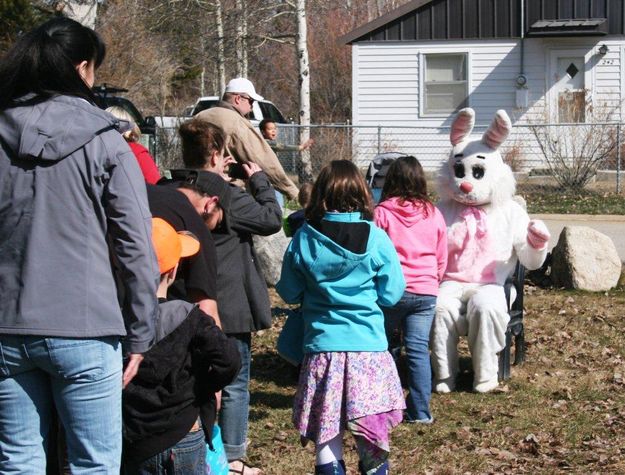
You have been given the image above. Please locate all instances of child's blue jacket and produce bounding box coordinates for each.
[276,212,405,353]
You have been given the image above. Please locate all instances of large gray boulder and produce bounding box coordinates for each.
[551,226,621,291]
[253,232,290,287]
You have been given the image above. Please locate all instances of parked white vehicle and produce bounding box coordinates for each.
[188,96,288,125]
[152,115,185,130]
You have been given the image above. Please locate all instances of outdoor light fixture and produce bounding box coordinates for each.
[598,44,609,55]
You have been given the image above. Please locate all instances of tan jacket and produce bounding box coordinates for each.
[196,102,299,200]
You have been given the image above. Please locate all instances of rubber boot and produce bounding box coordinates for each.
[315,460,346,475]
[359,460,389,475]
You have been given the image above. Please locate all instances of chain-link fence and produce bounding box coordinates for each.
[152,121,625,199]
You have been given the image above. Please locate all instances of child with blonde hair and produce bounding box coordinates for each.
[106,105,160,184]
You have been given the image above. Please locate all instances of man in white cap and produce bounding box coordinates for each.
[196,77,299,201]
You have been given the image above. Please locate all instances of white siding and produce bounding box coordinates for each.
[351,37,625,171]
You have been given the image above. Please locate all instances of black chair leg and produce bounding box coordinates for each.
[498,330,512,381]
[513,326,526,366]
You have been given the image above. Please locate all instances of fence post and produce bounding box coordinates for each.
[377,125,382,154]
[617,123,622,194]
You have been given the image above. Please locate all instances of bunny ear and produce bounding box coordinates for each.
[450,108,475,145]
[482,109,511,150]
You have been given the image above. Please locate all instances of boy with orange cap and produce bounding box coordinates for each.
[122,218,241,474]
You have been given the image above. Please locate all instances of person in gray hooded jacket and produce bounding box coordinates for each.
[0,18,158,473]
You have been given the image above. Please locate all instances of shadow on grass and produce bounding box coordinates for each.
[249,391,294,415]
[271,307,294,318]
[251,351,299,387]
[394,354,476,393]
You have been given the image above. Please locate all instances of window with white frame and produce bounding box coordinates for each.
[423,53,468,115]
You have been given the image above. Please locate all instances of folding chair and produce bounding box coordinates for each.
[498,262,526,381]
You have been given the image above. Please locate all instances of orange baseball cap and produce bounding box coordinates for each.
[152,217,200,274]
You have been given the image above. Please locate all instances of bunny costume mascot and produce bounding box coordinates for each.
[431,108,550,393]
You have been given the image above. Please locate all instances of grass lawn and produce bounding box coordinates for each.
[519,185,625,215]
[243,286,625,474]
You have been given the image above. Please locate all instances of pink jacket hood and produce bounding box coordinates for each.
[374,197,448,296]
[376,197,431,227]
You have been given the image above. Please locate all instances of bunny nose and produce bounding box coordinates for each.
[460,182,473,193]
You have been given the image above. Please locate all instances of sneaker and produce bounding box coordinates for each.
[405,413,434,424]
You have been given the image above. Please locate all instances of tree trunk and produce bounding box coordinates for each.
[200,66,205,97]
[235,0,244,77]
[296,0,312,183]
[215,0,226,94]
[242,0,248,77]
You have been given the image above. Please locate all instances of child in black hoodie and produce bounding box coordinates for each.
[122,218,241,474]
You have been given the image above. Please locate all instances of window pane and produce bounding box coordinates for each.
[424,54,467,114]
[424,83,467,114]
[425,55,466,82]
[192,100,218,115]
[259,102,287,123]
[558,91,585,123]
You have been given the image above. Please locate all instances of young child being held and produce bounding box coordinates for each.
[260,119,313,153]
[374,156,448,424]
[122,218,241,474]
[276,160,406,475]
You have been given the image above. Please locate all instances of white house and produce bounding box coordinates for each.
[341,0,625,172]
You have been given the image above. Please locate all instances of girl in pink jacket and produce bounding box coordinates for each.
[374,156,447,423]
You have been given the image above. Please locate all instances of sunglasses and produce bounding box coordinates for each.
[239,94,254,105]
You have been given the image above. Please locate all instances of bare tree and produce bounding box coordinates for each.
[529,94,619,190]
[214,0,226,94]
[234,0,248,77]
[295,0,312,182]
[96,0,180,115]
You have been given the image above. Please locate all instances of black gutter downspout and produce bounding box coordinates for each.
[520,0,525,82]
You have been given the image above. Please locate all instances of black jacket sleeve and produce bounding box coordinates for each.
[228,172,282,236]
[191,309,242,393]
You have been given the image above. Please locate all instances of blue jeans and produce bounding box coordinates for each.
[123,427,206,475]
[0,335,122,474]
[218,333,251,461]
[275,191,285,208]
[383,293,436,422]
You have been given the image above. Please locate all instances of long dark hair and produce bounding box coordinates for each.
[306,160,374,222]
[380,155,431,209]
[0,17,105,110]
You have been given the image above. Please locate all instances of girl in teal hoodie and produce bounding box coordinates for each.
[277,160,406,475]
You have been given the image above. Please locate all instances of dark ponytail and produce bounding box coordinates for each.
[380,155,432,215]
[0,17,106,110]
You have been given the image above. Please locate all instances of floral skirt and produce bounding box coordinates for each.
[293,351,405,449]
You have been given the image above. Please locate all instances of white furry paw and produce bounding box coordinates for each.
[473,378,499,393]
[435,378,456,393]
[527,220,550,250]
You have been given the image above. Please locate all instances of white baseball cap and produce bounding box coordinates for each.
[224,77,264,101]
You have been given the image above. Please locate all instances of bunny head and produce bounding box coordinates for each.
[438,108,516,207]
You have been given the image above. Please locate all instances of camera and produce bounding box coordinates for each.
[228,162,247,180]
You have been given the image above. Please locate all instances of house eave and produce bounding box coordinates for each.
[338,0,434,45]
